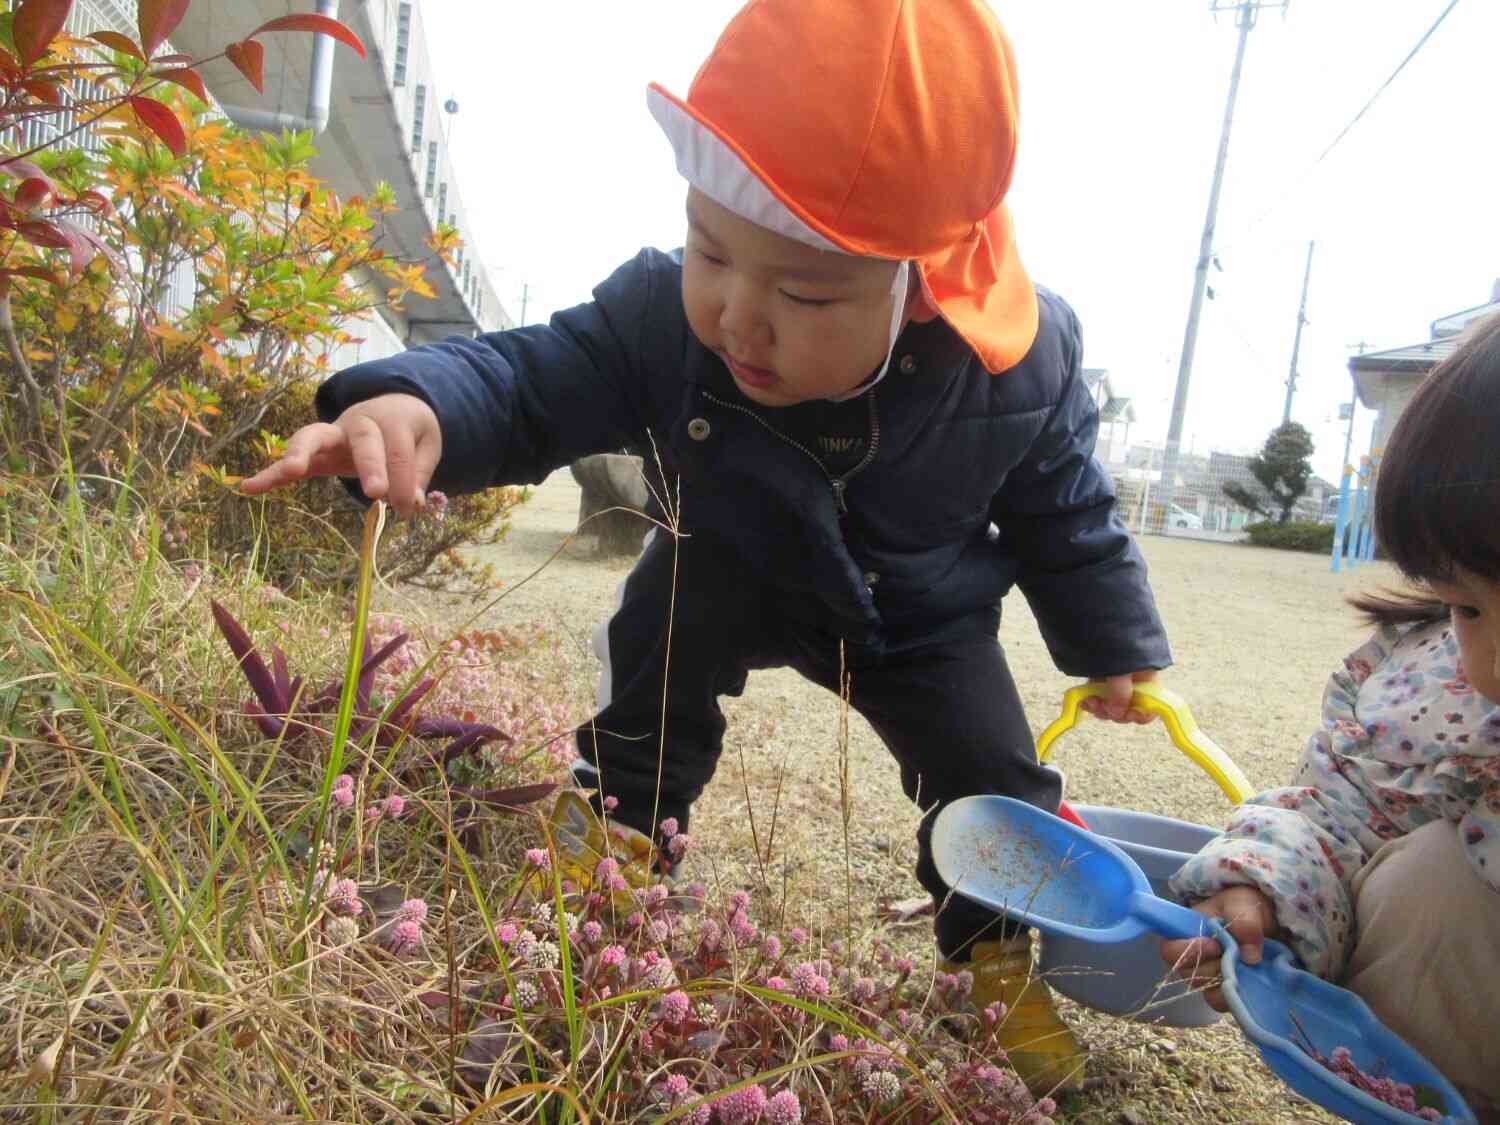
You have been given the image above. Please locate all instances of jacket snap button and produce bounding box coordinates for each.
[898,354,918,375]
[687,418,712,441]
[863,571,880,587]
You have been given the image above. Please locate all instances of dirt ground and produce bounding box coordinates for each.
[431,471,1400,1123]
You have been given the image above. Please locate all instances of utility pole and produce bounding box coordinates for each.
[1281,239,1315,424]
[1158,0,1285,522]
[518,283,529,328]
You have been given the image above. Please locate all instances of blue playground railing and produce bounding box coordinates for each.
[1331,456,1379,572]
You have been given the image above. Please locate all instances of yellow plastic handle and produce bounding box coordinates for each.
[1036,681,1254,805]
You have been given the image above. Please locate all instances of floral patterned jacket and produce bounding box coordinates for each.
[1170,620,1500,979]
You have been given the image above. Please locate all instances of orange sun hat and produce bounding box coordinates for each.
[648,0,1038,374]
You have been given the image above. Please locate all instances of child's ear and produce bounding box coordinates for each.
[905,270,941,324]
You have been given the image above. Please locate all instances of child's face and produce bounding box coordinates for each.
[680,188,907,407]
[1429,571,1500,704]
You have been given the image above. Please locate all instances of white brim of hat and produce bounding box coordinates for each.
[647,85,844,256]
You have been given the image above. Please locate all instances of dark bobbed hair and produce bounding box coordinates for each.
[1348,311,1500,628]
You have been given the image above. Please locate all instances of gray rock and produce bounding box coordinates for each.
[569,454,652,557]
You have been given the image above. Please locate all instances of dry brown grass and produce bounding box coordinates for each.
[1,467,1400,1122]
[0,484,570,1122]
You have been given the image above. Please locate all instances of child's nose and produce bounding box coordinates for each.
[719,278,769,345]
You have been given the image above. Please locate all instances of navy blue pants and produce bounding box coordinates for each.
[573,530,1061,959]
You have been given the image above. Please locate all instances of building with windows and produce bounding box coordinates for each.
[14,0,142,153]
[102,1,509,366]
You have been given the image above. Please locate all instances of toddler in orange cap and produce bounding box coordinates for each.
[244,0,1172,1093]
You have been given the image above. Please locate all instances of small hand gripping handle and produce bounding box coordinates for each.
[1036,681,1255,805]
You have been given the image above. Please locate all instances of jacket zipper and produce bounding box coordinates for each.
[701,390,881,516]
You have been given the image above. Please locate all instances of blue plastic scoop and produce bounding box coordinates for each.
[931,795,1475,1125]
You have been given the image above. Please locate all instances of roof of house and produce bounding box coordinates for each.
[1349,336,1461,374]
[1101,395,1135,423]
[1349,292,1498,377]
[1431,299,1500,338]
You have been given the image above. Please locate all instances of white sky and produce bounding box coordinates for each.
[421,1,1498,483]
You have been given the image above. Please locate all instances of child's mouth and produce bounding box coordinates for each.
[723,354,778,389]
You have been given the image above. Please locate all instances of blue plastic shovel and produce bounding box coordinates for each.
[930,795,1475,1125]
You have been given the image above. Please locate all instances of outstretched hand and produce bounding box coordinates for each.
[1079,669,1159,725]
[239,393,442,517]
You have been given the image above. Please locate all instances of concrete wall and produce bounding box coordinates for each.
[1353,368,1423,462]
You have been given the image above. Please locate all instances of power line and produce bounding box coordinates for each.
[1217,0,1461,252]
[1309,0,1459,169]
[1218,302,1276,375]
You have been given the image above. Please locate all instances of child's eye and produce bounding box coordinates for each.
[695,249,725,267]
[781,291,834,307]
[1449,604,1482,621]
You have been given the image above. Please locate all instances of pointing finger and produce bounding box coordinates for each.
[241,424,347,494]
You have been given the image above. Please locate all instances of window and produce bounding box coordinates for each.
[393,2,412,86]
[411,84,426,152]
[437,183,447,227]
[424,142,437,197]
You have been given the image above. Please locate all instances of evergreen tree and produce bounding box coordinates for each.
[1223,421,1316,524]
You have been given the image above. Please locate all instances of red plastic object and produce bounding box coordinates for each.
[1056,799,1090,830]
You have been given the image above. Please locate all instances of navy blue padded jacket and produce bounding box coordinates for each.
[316,248,1170,675]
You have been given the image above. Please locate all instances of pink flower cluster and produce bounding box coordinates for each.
[1310,1045,1443,1120]
[365,793,407,820]
[325,877,361,917]
[444,846,1054,1124]
[364,615,574,771]
[385,897,428,955]
[935,969,975,998]
[790,960,831,999]
[716,1083,766,1124]
[710,1084,801,1125]
[657,816,694,863]
[594,856,628,893]
[657,989,691,1025]
[388,920,421,954]
[653,1073,711,1125]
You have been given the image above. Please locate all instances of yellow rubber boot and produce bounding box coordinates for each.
[541,791,664,909]
[943,936,1087,1096]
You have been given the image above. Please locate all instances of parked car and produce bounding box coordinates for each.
[1168,504,1203,530]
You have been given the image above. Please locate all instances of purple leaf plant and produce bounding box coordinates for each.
[210,599,535,773]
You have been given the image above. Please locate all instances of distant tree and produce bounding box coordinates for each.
[1222,421,1316,524]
